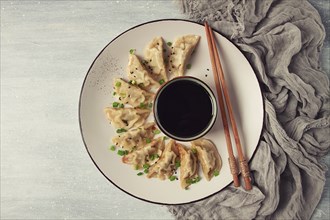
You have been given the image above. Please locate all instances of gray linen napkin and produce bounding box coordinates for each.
[167,0,330,219]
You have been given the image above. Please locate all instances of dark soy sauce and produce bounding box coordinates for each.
[157,79,213,138]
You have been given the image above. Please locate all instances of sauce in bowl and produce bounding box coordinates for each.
[154,77,217,141]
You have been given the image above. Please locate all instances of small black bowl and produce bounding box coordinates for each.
[154,76,217,142]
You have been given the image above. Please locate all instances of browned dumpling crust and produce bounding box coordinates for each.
[112,122,156,151]
[127,54,160,91]
[177,143,199,189]
[104,107,150,130]
[147,139,179,180]
[144,37,167,82]
[113,78,154,108]
[168,35,200,77]
[122,137,165,168]
[191,138,222,181]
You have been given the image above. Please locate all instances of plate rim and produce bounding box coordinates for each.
[78,18,265,205]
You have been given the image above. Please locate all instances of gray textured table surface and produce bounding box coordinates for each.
[1,1,328,219]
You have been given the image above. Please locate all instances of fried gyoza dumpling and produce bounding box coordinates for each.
[113,78,154,108]
[177,144,199,189]
[122,137,165,168]
[144,37,167,82]
[191,138,222,181]
[104,107,150,130]
[112,122,156,151]
[168,35,200,77]
[127,54,160,91]
[147,139,179,180]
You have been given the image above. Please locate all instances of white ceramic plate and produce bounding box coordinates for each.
[79,19,264,205]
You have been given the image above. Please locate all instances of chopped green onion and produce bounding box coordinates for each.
[191,148,197,154]
[109,145,116,151]
[163,136,168,140]
[117,150,128,156]
[167,42,172,46]
[119,103,124,108]
[148,103,153,108]
[195,176,201,182]
[175,160,181,168]
[186,176,201,184]
[129,49,135,54]
[159,79,165,85]
[137,172,144,176]
[135,164,139,170]
[143,169,149,173]
[112,102,120,108]
[169,176,176,181]
[115,81,121,87]
[143,164,150,169]
[186,64,192,69]
[214,170,220,177]
[113,92,116,96]
[146,138,151,144]
[116,128,127,133]
[139,102,147,109]
[153,129,161,134]
[149,154,159,161]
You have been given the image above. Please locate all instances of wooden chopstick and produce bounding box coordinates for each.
[204,23,240,187]
[205,22,252,190]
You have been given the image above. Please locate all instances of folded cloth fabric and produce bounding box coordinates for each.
[167,0,330,219]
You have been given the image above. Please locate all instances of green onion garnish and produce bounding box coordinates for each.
[143,169,149,173]
[112,102,120,108]
[135,164,139,170]
[175,160,180,168]
[115,81,121,87]
[163,136,168,140]
[169,176,176,181]
[129,49,135,54]
[148,103,153,108]
[139,102,147,109]
[119,103,124,108]
[137,172,144,176]
[214,170,220,177]
[117,150,128,156]
[191,148,197,154]
[149,154,159,161]
[143,164,150,169]
[186,64,192,69]
[109,145,116,151]
[116,128,127,133]
[113,92,116,96]
[153,129,161,134]
[186,176,201,184]
[167,42,172,46]
[146,138,151,144]
[159,79,165,85]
